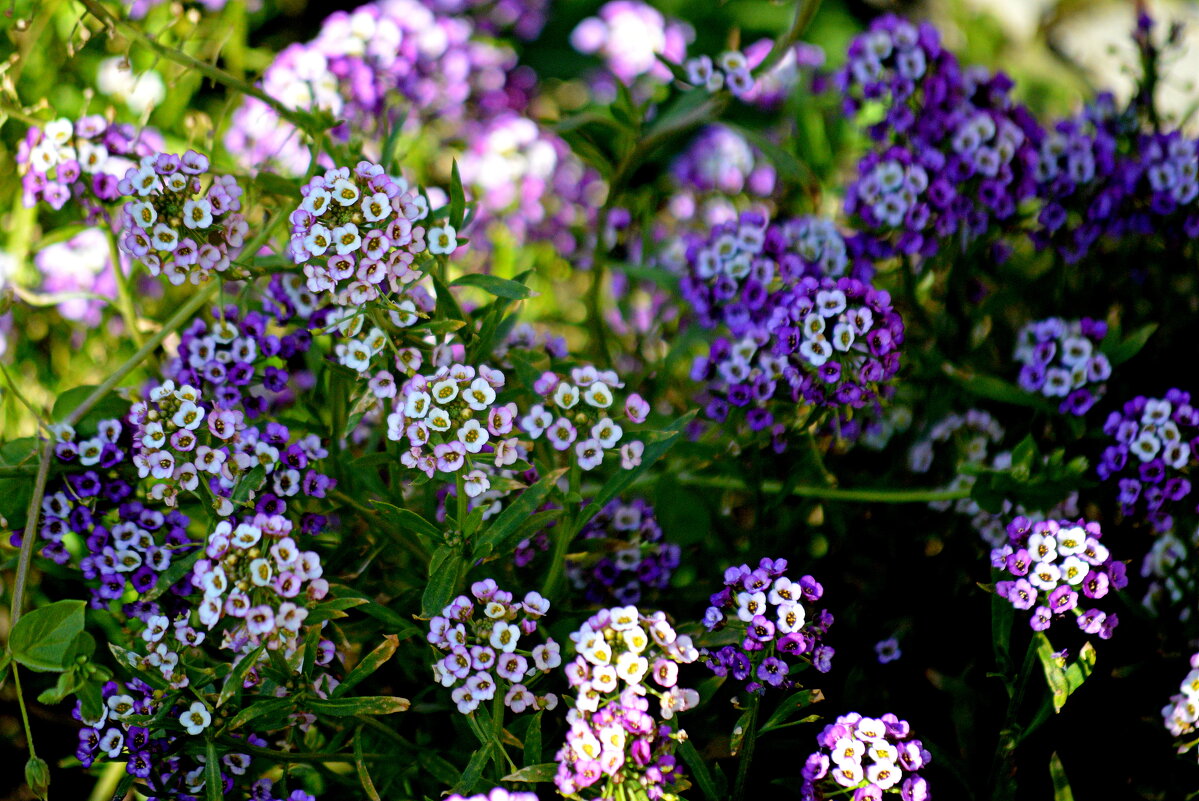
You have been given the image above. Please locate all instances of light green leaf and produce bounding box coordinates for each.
[10,600,86,672]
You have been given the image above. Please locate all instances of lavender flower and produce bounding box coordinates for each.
[1097,390,1198,531]
[33,229,119,326]
[428,580,559,715]
[1014,317,1111,415]
[117,150,248,286]
[992,518,1126,636]
[566,498,680,606]
[802,712,931,800]
[701,557,835,693]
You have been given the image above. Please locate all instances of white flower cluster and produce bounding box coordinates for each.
[522,367,649,471]
[1163,653,1199,744]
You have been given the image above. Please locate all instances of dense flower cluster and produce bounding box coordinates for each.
[801,712,931,800]
[1162,653,1199,745]
[33,228,119,325]
[701,557,834,693]
[522,367,648,471]
[992,518,1126,635]
[425,0,547,39]
[1014,317,1111,415]
[1098,390,1199,531]
[1141,528,1195,619]
[566,498,680,606]
[165,306,313,419]
[555,605,698,798]
[680,212,876,334]
[226,0,530,175]
[683,49,756,98]
[18,116,160,218]
[427,579,560,714]
[670,125,775,198]
[191,512,326,654]
[570,1,691,85]
[386,363,516,480]
[287,162,434,304]
[117,150,247,285]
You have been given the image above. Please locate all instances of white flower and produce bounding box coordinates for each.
[428,225,458,255]
[464,470,490,498]
[182,198,213,229]
[457,419,489,453]
[181,701,211,735]
[553,383,580,410]
[490,621,520,653]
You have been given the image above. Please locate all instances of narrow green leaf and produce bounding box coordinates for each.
[472,467,567,559]
[354,727,383,801]
[143,549,204,602]
[450,273,536,300]
[942,364,1059,414]
[252,171,302,200]
[205,736,221,801]
[729,706,754,755]
[421,545,466,618]
[449,160,466,230]
[333,635,400,698]
[217,644,265,707]
[1034,633,1070,713]
[502,762,557,783]
[78,677,104,722]
[227,696,294,730]
[758,688,825,734]
[1049,752,1074,801]
[677,738,720,801]
[1103,322,1157,366]
[453,744,492,794]
[370,500,443,542]
[308,695,411,717]
[432,274,474,341]
[51,385,127,426]
[231,465,267,504]
[36,668,79,704]
[523,710,542,767]
[10,600,86,672]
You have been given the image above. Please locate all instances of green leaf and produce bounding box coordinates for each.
[677,738,720,801]
[51,385,127,426]
[333,635,399,698]
[421,545,466,618]
[108,772,135,801]
[10,600,86,672]
[78,677,104,722]
[575,411,696,531]
[36,667,79,704]
[758,688,825,734]
[1049,752,1074,801]
[523,710,542,767]
[227,696,294,730]
[252,171,302,200]
[205,736,221,801]
[942,364,1059,414]
[453,744,492,795]
[354,727,383,801]
[1035,635,1095,713]
[729,706,754,755]
[653,51,689,82]
[472,467,568,559]
[308,695,411,717]
[231,465,267,504]
[501,762,557,783]
[217,644,265,707]
[324,585,424,639]
[1102,322,1157,366]
[370,500,443,544]
[450,273,536,300]
[432,274,474,341]
[448,160,466,230]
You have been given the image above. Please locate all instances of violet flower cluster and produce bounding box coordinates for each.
[33,229,120,326]
[992,518,1126,636]
[683,49,755,98]
[386,362,517,481]
[521,367,649,472]
[556,605,698,799]
[427,579,560,715]
[288,161,434,305]
[117,150,248,285]
[1014,317,1111,415]
[701,558,835,694]
[566,497,681,607]
[801,712,931,800]
[18,115,160,218]
[1098,390,1199,531]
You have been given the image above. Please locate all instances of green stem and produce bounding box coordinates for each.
[107,228,145,348]
[753,0,824,77]
[74,0,320,135]
[990,636,1039,800]
[11,664,37,759]
[490,685,515,775]
[670,473,971,503]
[456,469,468,532]
[733,694,760,801]
[541,461,581,600]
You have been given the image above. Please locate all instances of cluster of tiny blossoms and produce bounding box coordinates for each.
[801,713,931,801]
[522,367,649,472]
[683,50,755,97]
[118,150,248,285]
[1162,653,1199,749]
[556,605,698,799]
[387,363,517,482]
[1014,317,1111,415]
[701,558,834,694]
[1098,390,1199,531]
[992,518,1126,636]
[192,513,325,654]
[19,116,160,218]
[427,579,560,714]
[288,162,437,305]
[567,498,681,607]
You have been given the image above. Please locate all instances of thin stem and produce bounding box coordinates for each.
[733,694,760,801]
[12,664,37,759]
[753,0,824,78]
[990,636,1039,800]
[10,437,53,627]
[74,0,320,135]
[541,461,581,600]
[106,228,145,348]
[671,473,972,504]
[456,470,468,532]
